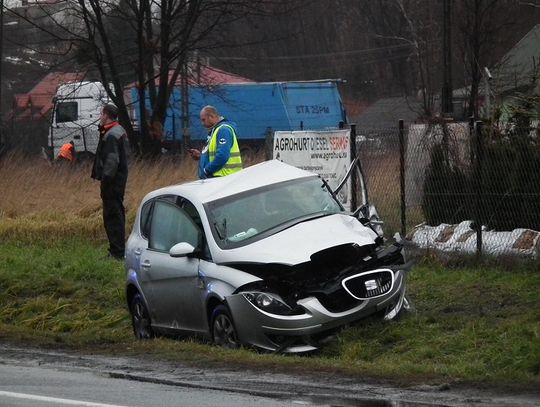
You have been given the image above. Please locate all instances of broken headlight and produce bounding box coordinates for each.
[242,292,298,316]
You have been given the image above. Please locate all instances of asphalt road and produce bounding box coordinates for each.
[0,363,303,407]
[0,344,538,407]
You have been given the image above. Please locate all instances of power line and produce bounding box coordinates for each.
[214,43,416,61]
[0,0,4,149]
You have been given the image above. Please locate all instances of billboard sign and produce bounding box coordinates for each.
[273,130,352,210]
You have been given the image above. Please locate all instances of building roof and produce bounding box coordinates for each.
[13,71,87,120]
[349,96,421,130]
[127,64,253,89]
[188,65,253,86]
[11,64,251,122]
[493,24,540,94]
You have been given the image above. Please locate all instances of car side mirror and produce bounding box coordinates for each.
[169,242,196,258]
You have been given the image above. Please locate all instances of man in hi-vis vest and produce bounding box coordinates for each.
[188,105,242,179]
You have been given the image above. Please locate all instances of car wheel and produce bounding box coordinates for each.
[130,293,154,339]
[211,305,239,349]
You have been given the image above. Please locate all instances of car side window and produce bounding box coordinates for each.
[140,201,154,239]
[149,200,200,252]
[178,198,212,260]
[140,195,176,240]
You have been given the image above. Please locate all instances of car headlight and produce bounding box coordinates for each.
[242,292,296,315]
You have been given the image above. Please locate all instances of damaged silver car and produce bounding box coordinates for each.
[125,160,411,353]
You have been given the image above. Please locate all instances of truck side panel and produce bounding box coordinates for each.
[129,81,346,143]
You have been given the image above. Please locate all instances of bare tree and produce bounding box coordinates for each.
[453,0,535,118]
[5,0,286,156]
[356,0,441,117]
[75,0,259,155]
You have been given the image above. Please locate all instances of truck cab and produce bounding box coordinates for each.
[49,81,109,160]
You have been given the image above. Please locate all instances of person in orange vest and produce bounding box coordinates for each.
[57,141,76,163]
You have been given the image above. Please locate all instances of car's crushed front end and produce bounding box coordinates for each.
[225,241,411,353]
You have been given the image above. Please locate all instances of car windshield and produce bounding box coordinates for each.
[207,177,343,248]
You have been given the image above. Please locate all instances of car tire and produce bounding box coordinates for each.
[130,293,154,339]
[211,305,239,349]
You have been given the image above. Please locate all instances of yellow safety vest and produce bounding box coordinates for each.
[208,123,242,176]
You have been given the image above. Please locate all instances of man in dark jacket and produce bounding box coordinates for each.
[92,104,129,260]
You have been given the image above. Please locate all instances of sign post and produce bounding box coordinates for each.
[350,124,357,213]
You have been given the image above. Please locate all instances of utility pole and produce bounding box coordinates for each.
[441,0,453,116]
[181,60,190,154]
[484,67,492,119]
[0,0,4,149]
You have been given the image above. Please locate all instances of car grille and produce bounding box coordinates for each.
[342,269,394,300]
[316,288,363,313]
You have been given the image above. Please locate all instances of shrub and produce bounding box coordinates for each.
[422,143,470,226]
[483,137,540,230]
[422,130,540,231]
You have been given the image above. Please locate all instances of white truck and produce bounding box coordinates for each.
[49,81,109,160]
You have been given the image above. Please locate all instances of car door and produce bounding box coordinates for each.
[140,198,206,333]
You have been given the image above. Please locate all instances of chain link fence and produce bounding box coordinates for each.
[2,118,49,157]
[356,121,540,257]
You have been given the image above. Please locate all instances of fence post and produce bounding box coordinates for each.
[399,119,406,238]
[350,123,357,213]
[49,123,55,160]
[475,120,484,258]
[82,126,87,153]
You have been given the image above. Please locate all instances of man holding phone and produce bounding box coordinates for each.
[189,105,242,179]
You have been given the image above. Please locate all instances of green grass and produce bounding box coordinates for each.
[0,239,130,345]
[327,263,540,384]
[0,237,539,388]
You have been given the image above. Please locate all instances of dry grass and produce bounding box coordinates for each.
[0,152,199,219]
[361,150,424,235]
[361,150,402,234]
[0,152,264,240]
[0,149,412,239]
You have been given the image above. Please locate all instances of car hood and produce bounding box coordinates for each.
[214,214,378,265]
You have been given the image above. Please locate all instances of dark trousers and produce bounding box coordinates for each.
[101,182,126,258]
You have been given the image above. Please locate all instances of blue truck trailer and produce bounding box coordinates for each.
[127,80,347,145]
